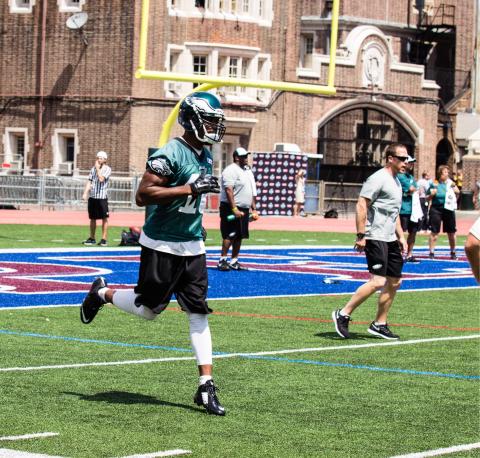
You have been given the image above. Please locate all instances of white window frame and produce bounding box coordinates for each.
[300,33,315,69]
[9,0,36,14]
[51,128,79,174]
[2,128,29,173]
[167,0,274,27]
[57,0,85,13]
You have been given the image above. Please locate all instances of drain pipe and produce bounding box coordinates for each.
[34,0,47,169]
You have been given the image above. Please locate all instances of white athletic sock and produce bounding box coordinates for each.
[230,257,238,264]
[97,287,108,302]
[112,290,156,320]
[188,312,213,366]
[339,309,350,317]
[219,256,228,261]
[199,375,212,386]
[374,321,386,326]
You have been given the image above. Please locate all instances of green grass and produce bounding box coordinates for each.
[0,290,479,457]
[0,224,467,248]
[0,225,477,457]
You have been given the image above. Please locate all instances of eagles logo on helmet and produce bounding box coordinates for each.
[178,91,226,144]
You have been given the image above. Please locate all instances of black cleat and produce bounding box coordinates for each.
[405,256,420,263]
[428,252,435,259]
[80,277,108,324]
[217,260,230,271]
[450,251,457,260]
[83,237,96,246]
[332,309,351,338]
[98,239,108,247]
[194,380,226,416]
[229,260,248,271]
[367,322,399,340]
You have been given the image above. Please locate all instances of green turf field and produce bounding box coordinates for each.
[0,225,478,457]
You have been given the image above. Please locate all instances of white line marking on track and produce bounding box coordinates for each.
[390,441,480,457]
[0,449,64,457]
[118,450,192,457]
[0,335,477,372]
[0,433,59,441]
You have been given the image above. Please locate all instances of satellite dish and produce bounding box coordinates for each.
[66,12,88,30]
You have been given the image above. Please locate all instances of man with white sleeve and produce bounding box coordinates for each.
[332,143,408,340]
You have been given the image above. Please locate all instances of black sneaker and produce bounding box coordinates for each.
[83,237,96,246]
[405,256,420,263]
[80,277,108,324]
[193,380,226,416]
[229,260,248,271]
[98,239,108,247]
[217,259,230,271]
[367,322,399,340]
[450,251,457,260]
[428,252,435,259]
[332,309,351,338]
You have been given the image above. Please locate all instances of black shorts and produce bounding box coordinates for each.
[88,198,109,220]
[400,214,419,234]
[364,239,404,278]
[219,202,250,241]
[134,246,211,315]
[429,206,456,234]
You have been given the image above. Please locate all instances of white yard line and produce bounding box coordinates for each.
[118,450,191,458]
[0,335,478,372]
[0,450,64,458]
[390,442,480,457]
[0,433,59,441]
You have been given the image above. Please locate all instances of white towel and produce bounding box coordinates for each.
[410,191,424,222]
[444,179,457,211]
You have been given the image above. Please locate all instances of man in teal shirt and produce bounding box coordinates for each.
[79,92,226,416]
[398,155,420,262]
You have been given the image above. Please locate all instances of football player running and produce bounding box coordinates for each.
[80,92,226,416]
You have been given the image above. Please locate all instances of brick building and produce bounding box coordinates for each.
[0,0,478,198]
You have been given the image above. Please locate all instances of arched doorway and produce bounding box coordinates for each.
[435,138,453,170]
[317,106,416,183]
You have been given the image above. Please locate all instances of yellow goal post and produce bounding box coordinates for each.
[136,0,340,146]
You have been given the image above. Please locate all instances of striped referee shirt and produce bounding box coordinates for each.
[88,165,112,199]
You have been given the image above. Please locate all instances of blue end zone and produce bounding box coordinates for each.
[0,246,476,308]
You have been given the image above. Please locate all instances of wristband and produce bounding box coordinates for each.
[232,206,238,212]
[356,233,366,240]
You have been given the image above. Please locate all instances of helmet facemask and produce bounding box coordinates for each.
[190,106,226,144]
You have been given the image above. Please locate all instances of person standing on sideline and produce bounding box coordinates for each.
[82,151,111,247]
[426,165,459,259]
[79,92,226,416]
[398,155,421,262]
[465,217,480,283]
[293,169,306,217]
[417,171,432,233]
[217,147,258,271]
[332,143,408,340]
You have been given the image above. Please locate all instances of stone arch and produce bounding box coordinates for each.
[316,99,419,183]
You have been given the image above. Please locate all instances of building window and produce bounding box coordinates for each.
[192,54,208,88]
[9,0,36,14]
[57,0,85,13]
[52,129,78,175]
[2,128,29,173]
[300,34,314,68]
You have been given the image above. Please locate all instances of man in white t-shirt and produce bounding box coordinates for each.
[465,217,480,283]
[332,143,408,340]
[217,147,258,271]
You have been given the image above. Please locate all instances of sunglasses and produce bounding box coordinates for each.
[392,155,409,162]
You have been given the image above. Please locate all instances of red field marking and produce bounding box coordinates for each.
[167,309,480,332]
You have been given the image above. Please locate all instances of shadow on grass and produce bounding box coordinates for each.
[63,390,201,412]
[315,331,372,340]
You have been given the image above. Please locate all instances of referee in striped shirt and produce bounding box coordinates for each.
[82,151,112,246]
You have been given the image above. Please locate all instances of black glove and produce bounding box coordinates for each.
[201,226,207,242]
[190,174,220,195]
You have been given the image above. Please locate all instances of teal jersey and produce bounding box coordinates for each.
[427,181,448,207]
[143,138,213,242]
[398,172,417,215]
